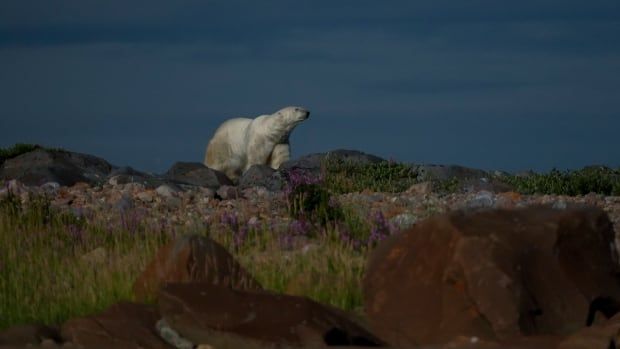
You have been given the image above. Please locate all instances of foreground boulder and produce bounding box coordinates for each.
[132,234,262,302]
[164,161,232,188]
[0,148,113,186]
[158,282,386,348]
[363,205,620,347]
[60,302,172,349]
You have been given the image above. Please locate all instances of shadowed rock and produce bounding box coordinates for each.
[165,161,232,188]
[60,302,172,349]
[238,164,285,191]
[0,148,113,186]
[363,205,620,347]
[132,234,262,302]
[0,324,62,347]
[158,282,387,348]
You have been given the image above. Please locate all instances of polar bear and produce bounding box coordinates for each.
[204,106,310,181]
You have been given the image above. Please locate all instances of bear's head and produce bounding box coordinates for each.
[275,106,310,127]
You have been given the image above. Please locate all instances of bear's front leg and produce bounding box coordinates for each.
[245,135,274,172]
[269,143,291,170]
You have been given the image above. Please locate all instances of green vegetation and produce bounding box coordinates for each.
[501,166,620,196]
[0,192,374,329]
[322,158,420,194]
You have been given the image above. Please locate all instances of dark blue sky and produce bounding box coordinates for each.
[1,1,619,174]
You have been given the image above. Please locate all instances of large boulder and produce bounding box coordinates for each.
[0,148,113,186]
[164,162,232,189]
[158,282,386,348]
[132,234,262,302]
[280,149,386,178]
[60,302,172,349]
[363,205,620,347]
[413,164,514,193]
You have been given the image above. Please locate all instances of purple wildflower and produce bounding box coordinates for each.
[288,219,312,237]
[367,210,393,247]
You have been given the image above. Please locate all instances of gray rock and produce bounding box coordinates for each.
[238,165,285,191]
[156,184,182,198]
[107,166,169,188]
[389,213,418,230]
[280,149,386,178]
[216,185,240,200]
[462,190,496,210]
[165,162,232,189]
[0,148,113,186]
[413,163,489,182]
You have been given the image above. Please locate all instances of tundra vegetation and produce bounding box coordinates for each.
[1,143,619,329]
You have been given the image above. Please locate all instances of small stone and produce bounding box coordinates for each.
[463,190,495,210]
[406,181,433,195]
[389,213,418,230]
[156,184,181,198]
[553,200,568,210]
[80,247,107,265]
[40,182,61,192]
[136,191,155,203]
[216,185,240,200]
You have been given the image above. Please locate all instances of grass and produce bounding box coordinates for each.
[0,188,382,330]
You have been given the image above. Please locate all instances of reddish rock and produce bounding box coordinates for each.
[0,324,61,346]
[363,205,620,347]
[557,313,620,349]
[60,302,172,349]
[158,282,386,348]
[132,234,262,302]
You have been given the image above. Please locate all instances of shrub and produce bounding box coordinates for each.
[284,169,343,225]
[322,158,419,194]
[503,166,620,196]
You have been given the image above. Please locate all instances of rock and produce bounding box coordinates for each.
[107,166,166,188]
[388,213,417,230]
[460,190,495,210]
[156,184,182,198]
[113,194,134,212]
[158,282,386,348]
[406,181,433,195]
[238,164,285,191]
[557,313,620,349]
[363,205,620,347]
[215,185,240,200]
[60,301,172,349]
[165,162,232,189]
[136,190,155,203]
[0,148,113,186]
[414,164,490,182]
[132,234,262,302]
[280,149,386,178]
[79,247,107,265]
[0,324,61,346]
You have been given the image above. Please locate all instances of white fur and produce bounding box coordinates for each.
[204,106,309,180]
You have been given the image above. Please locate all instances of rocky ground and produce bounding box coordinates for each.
[3,147,620,348]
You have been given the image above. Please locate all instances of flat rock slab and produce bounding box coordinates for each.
[60,301,172,349]
[158,282,386,348]
[363,205,620,347]
[132,234,262,302]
